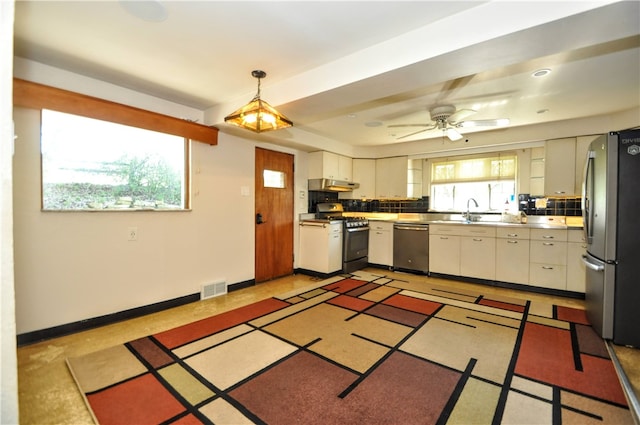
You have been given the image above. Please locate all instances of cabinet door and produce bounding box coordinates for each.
[545,138,576,195]
[460,236,496,280]
[429,234,460,275]
[567,231,587,292]
[299,224,329,272]
[368,223,392,266]
[341,159,375,199]
[496,238,530,284]
[328,224,343,272]
[375,157,408,199]
[338,155,352,181]
[308,151,351,181]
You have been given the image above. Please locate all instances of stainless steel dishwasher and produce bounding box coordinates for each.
[393,223,429,274]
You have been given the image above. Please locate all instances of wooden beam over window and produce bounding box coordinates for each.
[13,78,218,145]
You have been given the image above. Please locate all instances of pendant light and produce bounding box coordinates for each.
[224,70,293,133]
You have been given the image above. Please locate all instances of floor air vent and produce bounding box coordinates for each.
[201,280,227,300]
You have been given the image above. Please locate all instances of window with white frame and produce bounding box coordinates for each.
[41,109,189,210]
[430,153,517,212]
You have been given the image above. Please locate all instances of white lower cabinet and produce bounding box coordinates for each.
[567,230,587,292]
[299,222,342,274]
[429,224,495,279]
[496,227,530,285]
[430,236,461,275]
[460,229,496,280]
[529,228,568,290]
[368,221,393,266]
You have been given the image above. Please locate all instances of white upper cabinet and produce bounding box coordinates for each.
[544,138,576,196]
[340,158,376,200]
[375,156,408,199]
[308,151,352,181]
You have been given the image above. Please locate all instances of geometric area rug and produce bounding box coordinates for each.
[66,271,633,424]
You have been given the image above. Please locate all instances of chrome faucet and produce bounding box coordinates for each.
[464,198,479,222]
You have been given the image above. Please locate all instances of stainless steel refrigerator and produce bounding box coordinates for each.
[582,129,640,347]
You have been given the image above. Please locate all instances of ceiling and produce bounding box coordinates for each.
[13,1,640,155]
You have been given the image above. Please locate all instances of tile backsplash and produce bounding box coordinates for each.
[518,194,582,216]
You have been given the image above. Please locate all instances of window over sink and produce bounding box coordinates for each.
[430,153,516,212]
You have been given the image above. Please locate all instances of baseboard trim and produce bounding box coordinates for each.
[429,272,585,299]
[17,278,255,346]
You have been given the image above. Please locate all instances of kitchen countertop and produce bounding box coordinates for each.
[345,212,584,229]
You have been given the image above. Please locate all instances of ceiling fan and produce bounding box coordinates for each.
[388,104,510,141]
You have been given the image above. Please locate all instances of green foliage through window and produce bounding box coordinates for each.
[41,109,188,210]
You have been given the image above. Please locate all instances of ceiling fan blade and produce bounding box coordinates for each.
[396,128,430,140]
[447,108,476,124]
[388,124,433,128]
[446,128,463,141]
[457,118,510,128]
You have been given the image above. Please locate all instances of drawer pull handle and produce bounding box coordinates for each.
[542,235,555,239]
[507,233,518,237]
[507,240,518,244]
[543,242,554,246]
[542,266,554,270]
[473,238,483,242]
[439,237,449,240]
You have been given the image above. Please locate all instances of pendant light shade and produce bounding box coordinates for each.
[224,70,293,133]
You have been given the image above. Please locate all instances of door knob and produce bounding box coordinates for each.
[256,213,264,224]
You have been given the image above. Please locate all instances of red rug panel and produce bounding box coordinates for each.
[515,322,627,406]
[556,305,590,325]
[87,373,185,425]
[154,298,289,349]
[383,293,442,315]
[322,278,370,294]
[478,298,525,313]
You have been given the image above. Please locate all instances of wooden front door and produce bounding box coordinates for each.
[255,147,294,282]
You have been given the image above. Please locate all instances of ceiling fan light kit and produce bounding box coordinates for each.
[224,70,293,133]
[388,104,510,142]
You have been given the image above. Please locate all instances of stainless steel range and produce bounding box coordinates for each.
[316,203,369,273]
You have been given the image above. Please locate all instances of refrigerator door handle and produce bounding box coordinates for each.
[582,151,596,245]
[581,255,604,272]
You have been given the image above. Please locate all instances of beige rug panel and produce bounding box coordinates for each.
[185,330,296,390]
[401,305,518,384]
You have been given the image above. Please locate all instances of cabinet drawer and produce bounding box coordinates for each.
[530,228,567,241]
[530,240,567,265]
[429,224,495,237]
[496,227,530,239]
[429,224,461,235]
[370,221,394,232]
[529,263,567,290]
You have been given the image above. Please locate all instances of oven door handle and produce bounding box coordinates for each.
[346,227,370,233]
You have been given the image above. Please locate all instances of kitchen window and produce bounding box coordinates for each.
[430,153,516,211]
[41,109,189,211]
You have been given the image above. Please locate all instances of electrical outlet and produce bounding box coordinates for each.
[128,227,138,241]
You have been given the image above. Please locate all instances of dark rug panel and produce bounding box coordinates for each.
[576,323,610,358]
[365,303,427,327]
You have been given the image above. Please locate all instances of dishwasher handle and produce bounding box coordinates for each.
[394,225,429,231]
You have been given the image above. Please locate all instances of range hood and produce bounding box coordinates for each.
[308,178,359,192]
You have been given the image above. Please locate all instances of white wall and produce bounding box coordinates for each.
[12,61,309,335]
[2,1,19,422]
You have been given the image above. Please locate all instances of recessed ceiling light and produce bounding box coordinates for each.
[532,68,551,78]
[364,121,383,127]
[119,0,168,22]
